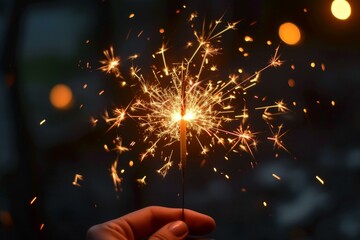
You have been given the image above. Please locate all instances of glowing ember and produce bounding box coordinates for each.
[267,124,289,152]
[72,174,84,187]
[30,197,37,205]
[316,175,325,185]
[110,159,122,192]
[136,176,147,186]
[272,173,281,180]
[99,46,122,78]
[90,118,98,127]
[112,137,130,154]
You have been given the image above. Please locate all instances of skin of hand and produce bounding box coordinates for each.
[87,206,216,240]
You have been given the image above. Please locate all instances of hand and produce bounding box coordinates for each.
[87,206,216,240]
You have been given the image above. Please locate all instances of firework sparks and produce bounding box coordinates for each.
[112,137,130,154]
[156,150,175,178]
[99,46,122,78]
[136,176,147,186]
[316,175,325,185]
[267,124,289,152]
[257,100,290,123]
[103,105,131,131]
[30,197,37,205]
[272,173,281,180]
[99,15,290,189]
[90,117,98,127]
[72,174,84,187]
[228,125,258,158]
[110,159,122,192]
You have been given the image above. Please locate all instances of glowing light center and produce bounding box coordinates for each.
[110,60,119,69]
[172,110,196,122]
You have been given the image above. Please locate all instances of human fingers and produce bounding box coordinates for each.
[87,206,215,240]
[148,220,188,240]
[124,206,215,239]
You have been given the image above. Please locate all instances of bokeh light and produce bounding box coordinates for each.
[49,84,73,110]
[331,0,351,20]
[288,78,296,88]
[278,22,301,45]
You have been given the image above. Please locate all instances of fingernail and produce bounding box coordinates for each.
[168,221,188,237]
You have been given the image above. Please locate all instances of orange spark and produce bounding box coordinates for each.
[272,173,281,180]
[110,159,122,192]
[316,175,325,185]
[267,124,289,152]
[30,197,37,205]
[72,174,84,187]
[99,46,122,78]
[136,176,147,186]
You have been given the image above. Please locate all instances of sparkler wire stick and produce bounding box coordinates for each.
[180,70,187,220]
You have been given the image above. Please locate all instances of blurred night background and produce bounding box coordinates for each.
[1,0,360,239]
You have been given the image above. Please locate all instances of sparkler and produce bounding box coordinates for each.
[97,14,290,211]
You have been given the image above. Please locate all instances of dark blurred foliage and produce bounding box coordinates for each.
[1,0,360,239]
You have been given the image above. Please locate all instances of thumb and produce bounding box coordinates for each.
[148,220,189,240]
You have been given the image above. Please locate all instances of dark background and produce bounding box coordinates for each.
[1,0,360,239]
